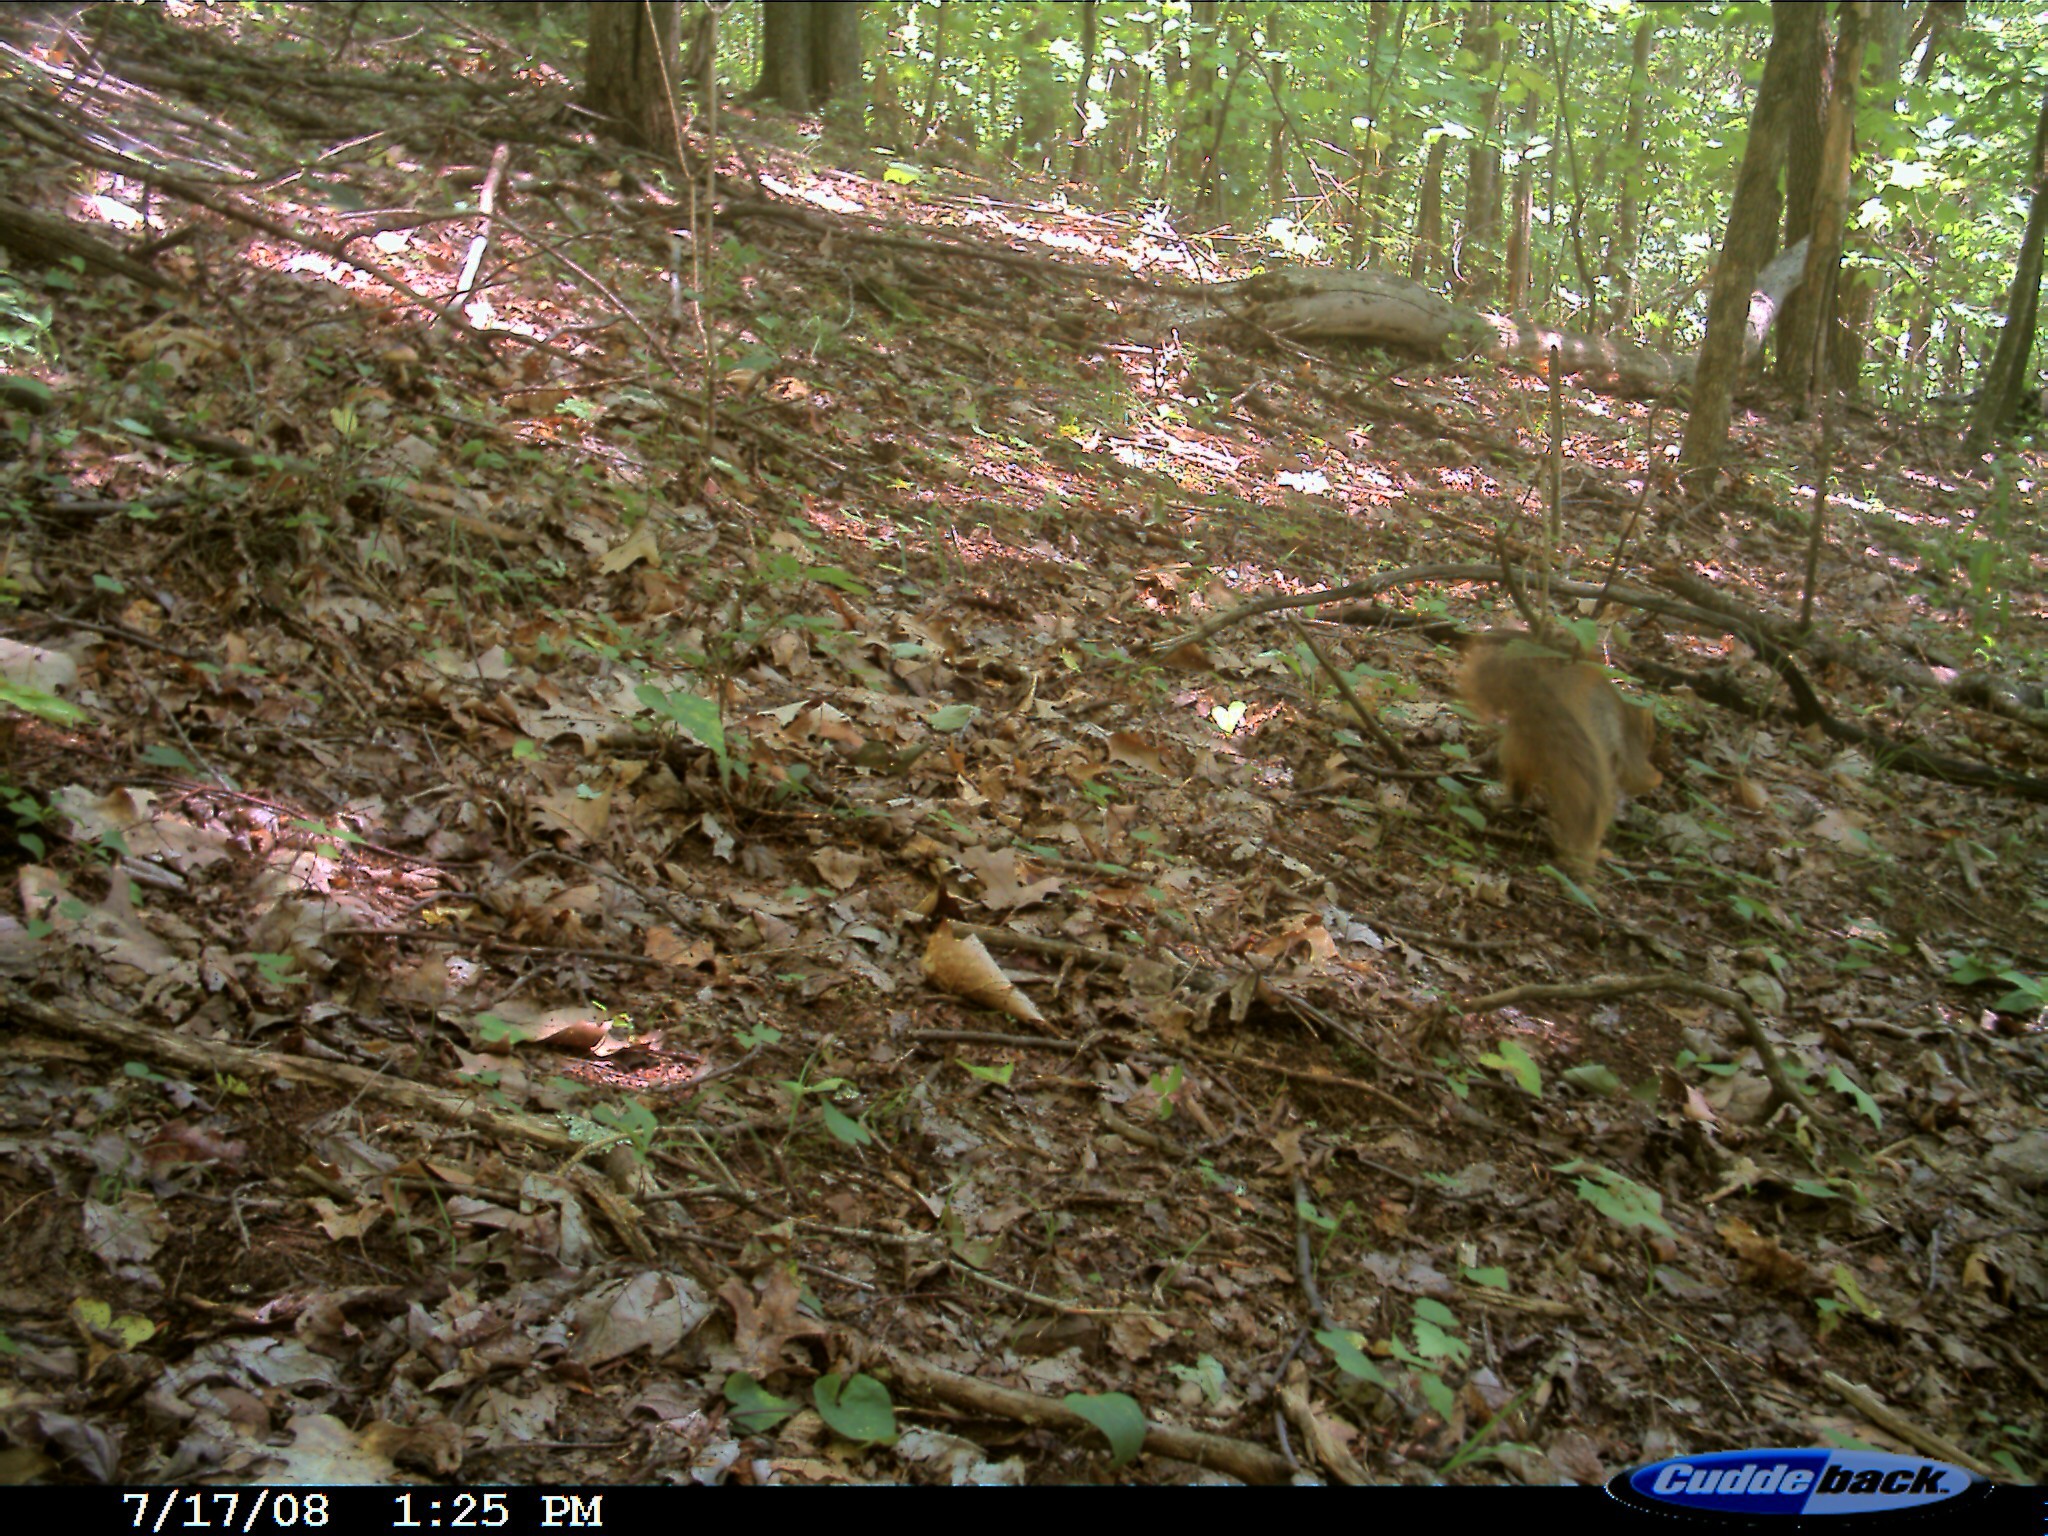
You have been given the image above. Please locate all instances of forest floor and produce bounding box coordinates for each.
[0,4,2044,1488]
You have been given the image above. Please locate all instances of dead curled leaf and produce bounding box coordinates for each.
[1717,1215,1816,1292]
[921,921,1045,1024]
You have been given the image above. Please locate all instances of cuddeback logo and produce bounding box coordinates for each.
[1608,1448,1986,1519]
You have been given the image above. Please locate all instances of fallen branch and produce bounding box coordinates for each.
[1151,561,1734,655]
[2,987,583,1154]
[1160,562,2048,801]
[1822,1371,2004,1482]
[0,193,174,291]
[1288,619,1410,767]
[1,102,487,341]
[861,1339,1300,1484]
[1454,970,1807,1116]
[442,141,511,328]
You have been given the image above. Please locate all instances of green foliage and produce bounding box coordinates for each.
[1317,1327,1392,1390]
[0,271,54,365]
[814,1372,896,1445]
[1814,1264,1883,1339]
[1320,1294,1484,1435]
[1557,1160,1675,1240]
[588,1098,661,1161]
[1948,952,2048,1016]
[249,953,304,989]
[637,683,732,776]
[1823,1066,1883,1129]
[1,783,53,860]
[724,1371,799,1436]
[1063,1390,1146,1467]
[473,1012,533,1048]
[1561,1063,1625,1097]
[1478,1039,1542,1095]
[1165,1354,1228,1405]
[786,0,2048,400]
[818,1102,872,1147]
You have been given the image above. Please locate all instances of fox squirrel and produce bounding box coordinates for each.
[1458,638,1661,876]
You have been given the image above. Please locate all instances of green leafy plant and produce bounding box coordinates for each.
[589,1098,661,1159]
[725,1371,800,1435]
[1478,1039,1542,1095]
[814,1372,896,1445]
[69,1298,156,1351]
[1557,1160,1675,1240]
[289,818,367,861]
[249,952,304,989]
[818,1101,872,1147]
[1948,952,2048,1015]
[0,683,89,727]
[1063,1390,1145,1467]
[1319,1295,1476,1423]
[1165,1354,1228,1405]
[1813,1263,1883,1339]
[1824,1066,1882,1128]
[637,682,736,785]
[0,271,53,364]
[2,784,54,859]
[473,1012,535,1048]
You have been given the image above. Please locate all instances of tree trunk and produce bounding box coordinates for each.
[586,0,682,156]
[1346,1,1391,270]
[1547,8,1600,316]
[1173,0,1223,202]
[811,1,862,107]
[1262,4,1290,216]
[1505,85,1538,309]
[758,2,861,114]
[919,1,948,140]
[1104,20,1146,194]
[1015,7,1056,168]
[1412,136,1448,284]
[1832,0,1908,397]
[679,2,715,85]
[1680,2,1806,480]
[1127,19,1154,194]
[1187,238,1808,400]
[1071,0,1097,181]
[1910,0,1964,84]
[1195,21,1252,219]
[868,4,908,143]
[1607,10,1654,328]
[758,0,811,111]
[1965,78,2048,453]
[1456,3,1504,302]
[1345,116,1374,270]
[1906,295,1934,399]
[1368,135,1395,269]
[1786,2,1867,408]
[1775,4,1829,390]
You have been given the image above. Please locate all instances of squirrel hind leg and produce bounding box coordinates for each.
[1495,723,1610,872]
[1542,758,1616,876]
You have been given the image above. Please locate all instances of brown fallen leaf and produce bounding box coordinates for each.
[921,921,1046,1024]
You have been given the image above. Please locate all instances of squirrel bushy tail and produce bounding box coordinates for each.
[1458,638,1661,876]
